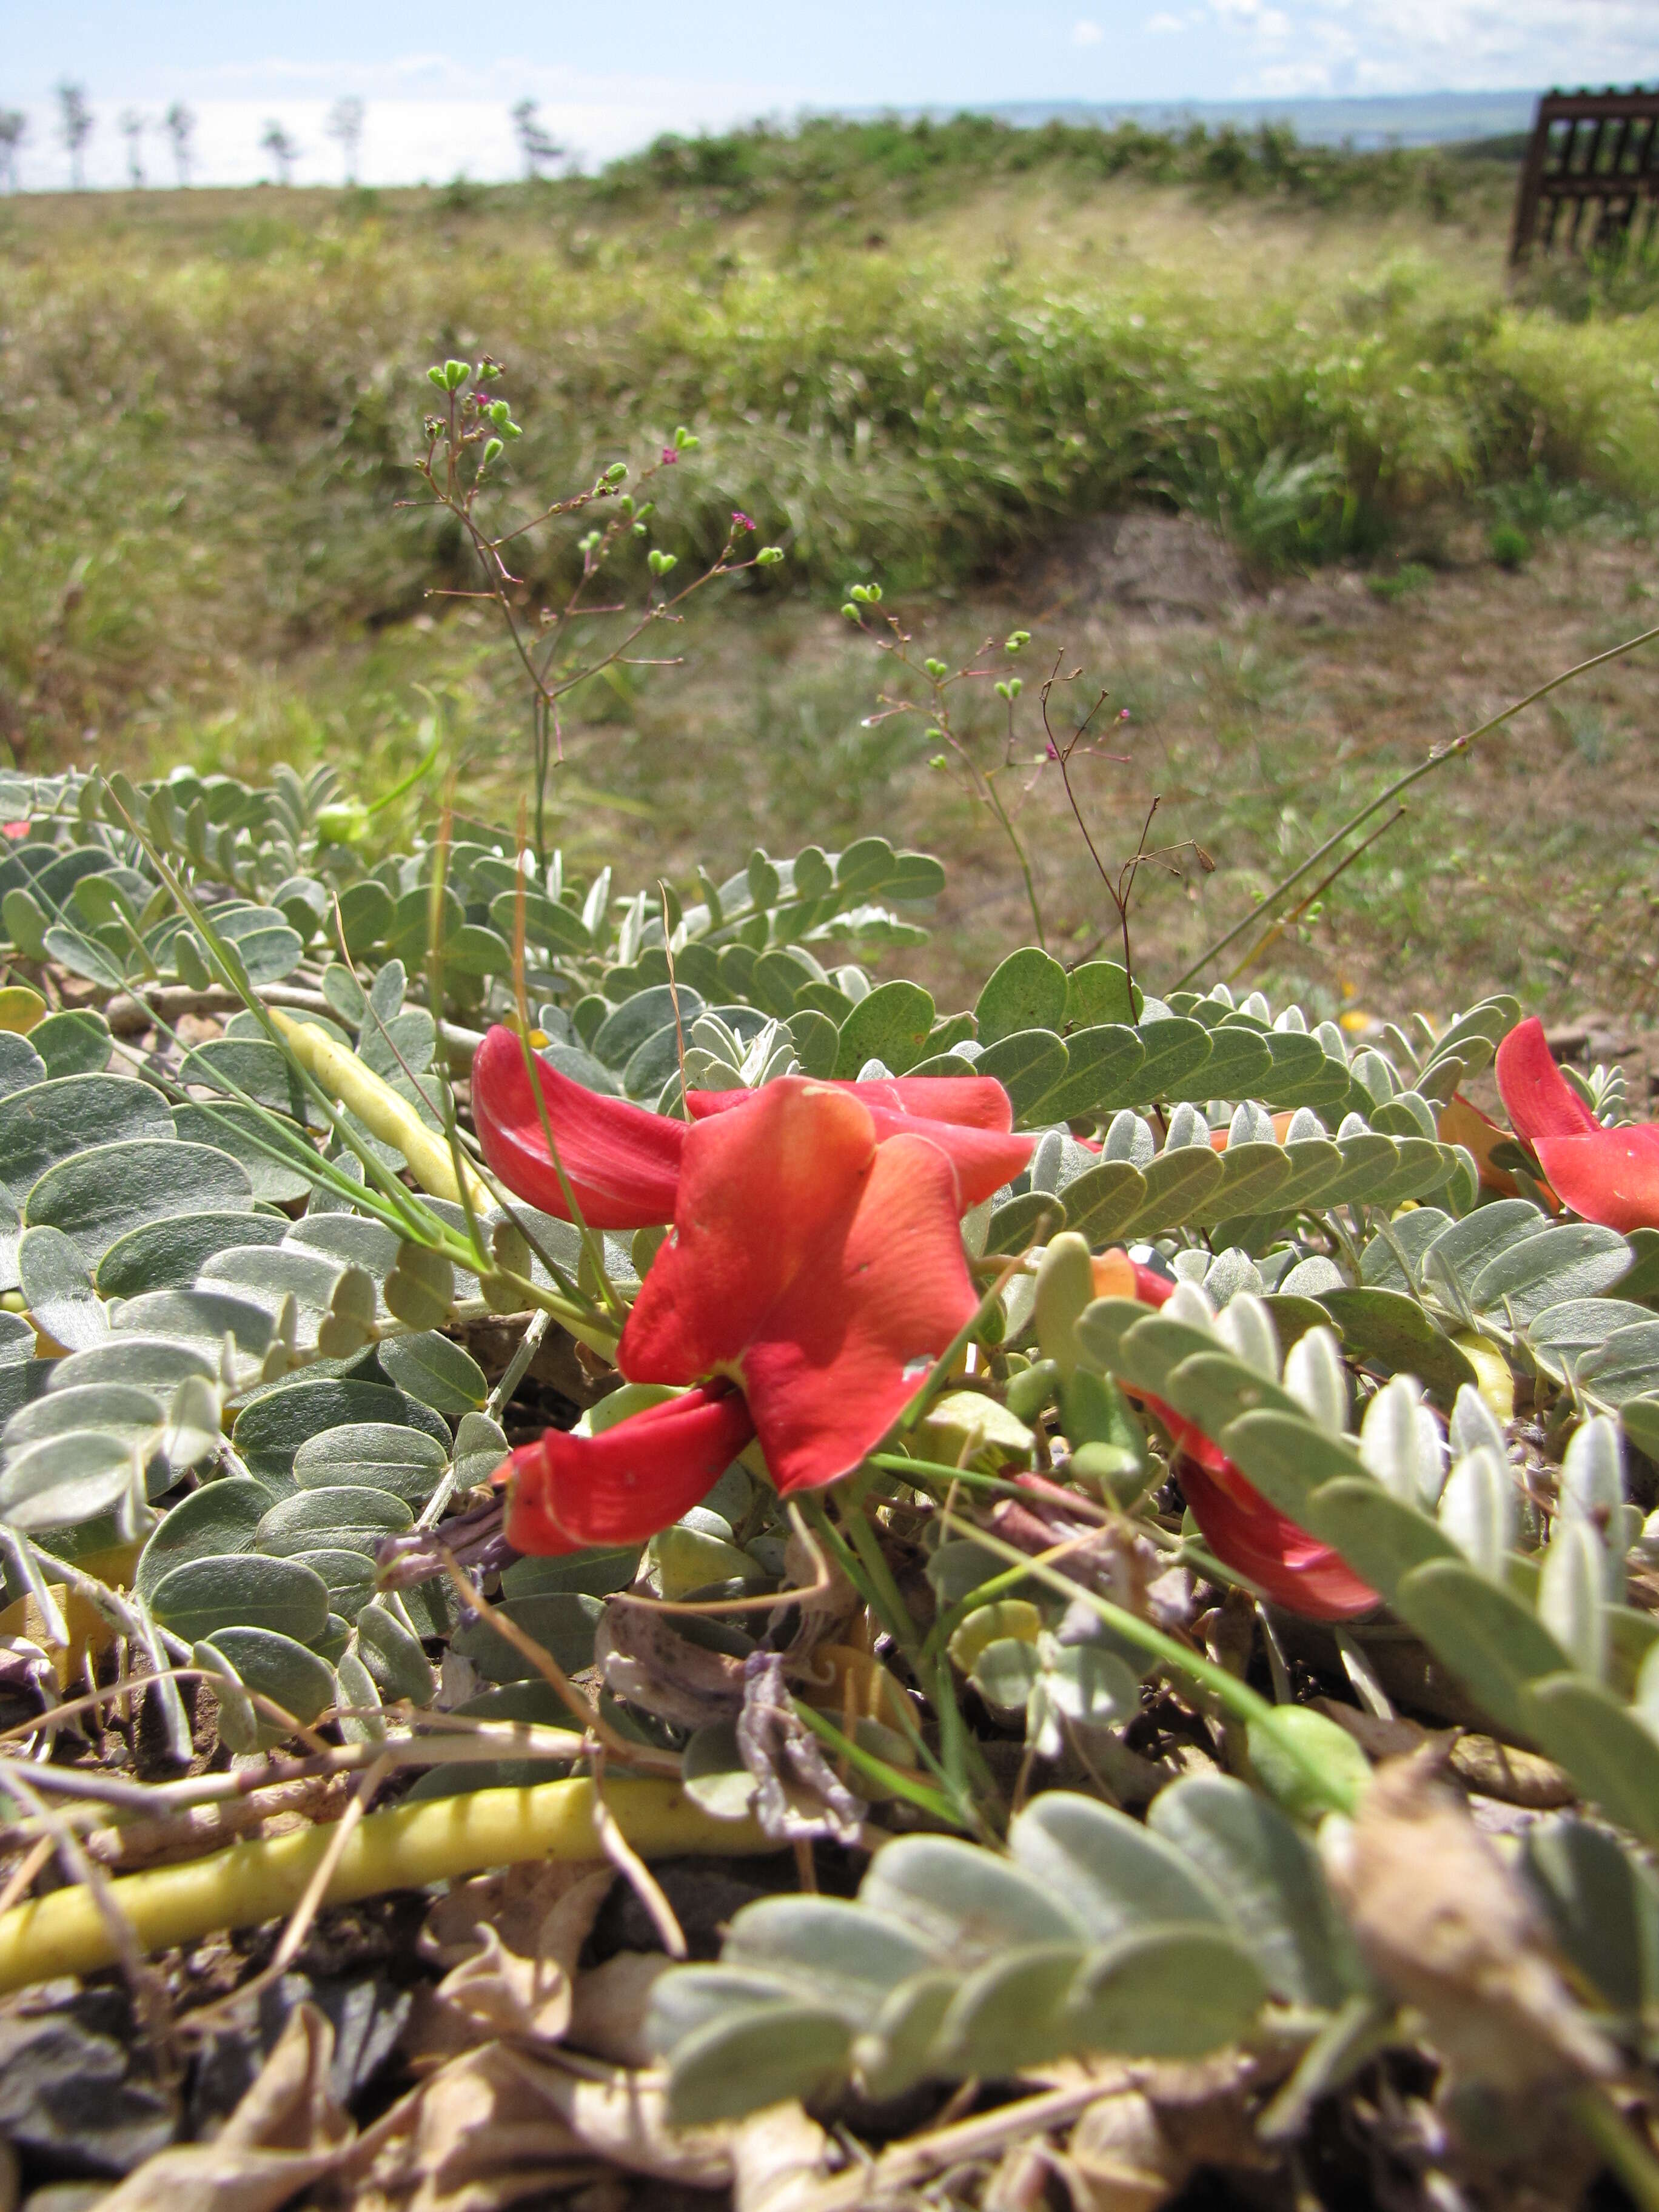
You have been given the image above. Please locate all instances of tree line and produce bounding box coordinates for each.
[0,87,569,190]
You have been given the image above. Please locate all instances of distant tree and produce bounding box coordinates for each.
[164,101,195,186]
[260,119,299,186]
[57,81,93,190]
[0,111,25,194]
[511,98,562,180]
[325,96,365,185]
[120,109,146,187]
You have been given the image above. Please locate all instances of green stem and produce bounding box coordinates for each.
[1173,621,1659,990]
[1569,2085,1659,2212]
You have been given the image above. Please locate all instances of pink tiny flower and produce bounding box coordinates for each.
[1118,707,1131,722]
[1045,740,1060,760]
[1,822,28,842]
[661,447,678,464]
[731,509,756,531]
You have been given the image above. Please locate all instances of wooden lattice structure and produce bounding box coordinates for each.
[1510,87,1659,263]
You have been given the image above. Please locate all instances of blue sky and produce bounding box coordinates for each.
[4,2,1657,188]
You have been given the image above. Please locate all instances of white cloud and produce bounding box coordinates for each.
[1145,11,1186,28]
[1072,20,1106,46]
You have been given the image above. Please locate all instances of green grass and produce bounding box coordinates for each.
[2,119,1658,1026]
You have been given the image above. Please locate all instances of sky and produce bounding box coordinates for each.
[2,1,1656,189]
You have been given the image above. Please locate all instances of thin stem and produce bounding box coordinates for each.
[985,776,1046,950]
[1175,620,1659,990]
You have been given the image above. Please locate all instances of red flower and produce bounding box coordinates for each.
[1495,1015,1659,1235]
[1099,1252,1377,1621]
[471,1028,1028,1225]
[472,1030,1033,1553]
[0,823,27,842]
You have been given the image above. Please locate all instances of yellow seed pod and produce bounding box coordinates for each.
[1452,1332,1515,1424]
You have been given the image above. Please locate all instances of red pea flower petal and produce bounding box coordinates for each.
[1495,1016,1600,1146]
[622,1078,881,1384]
[739,1127,980,1493]
[1533,1125,1659,1236]
[472,1024,685,1228]
[1178,1455,1379,1621]
[686,1073,1032,1210]
[499,1384,756,1554]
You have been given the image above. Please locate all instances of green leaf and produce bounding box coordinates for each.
[1575,1320,1659,1409]
[96,1211,287,1299]
[135,1475,269,1603]
[291,1421,449,1503]
[976,1028,1069,1123]
[1302,1475,1457,1600]
[171,1103,315,1206]
[932,1943,1082,2076]
[1199,1141,1293,1222]
[1219,1409,1366,1524]
[1165,1024,1272,1104]
[1391,1557,1572,1743]
[1318,1288,1476,1403]
[151,1551,331,1645]
[0,1430,136,1532]
[26,1139,253,1266]
[254,1483,414,1558]
[1245,1706,1372,1822]
[1146,1774,1359,2009]
[667,2002,852,2127]
[1064,962,1138,1031]
[1024,1025,1146,1122]
[976,949,1068,1046]
[1126,1145,1225,1235]
[834,980,937,1078]
[19,1224,107,1354]
[1126,1017,1212,1104]
[1010,1791,1228,1942]
[28,1010,111,1080]
[1523,1817,1659,2022]
[337,880,394,957]
[0,1074,171,1208]
[1523,1674,1659,1846]
[1468,1221,1633,1326]
[1067,1925,1270,2057]
[984,1190,1063,1256]
[1061,1161,1147,1246]
[197,1625,337,1751]
[726,1895,942,2011]
[451,1592,603,1682]
[377,1330,488,1413]
[231,1379,449,1490]
[860,1835,1082,1962]
[591,986,701,1071]
[355,1598,437,1704]
[42,925,126,990]
[115,1285,275,1370]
